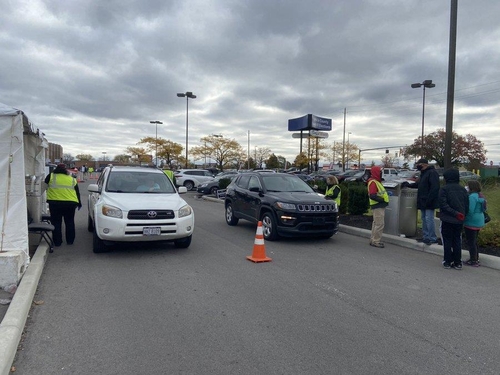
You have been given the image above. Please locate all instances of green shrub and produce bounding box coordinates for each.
[347,184,369,215]
[339,183,349,214]
[478,219,500,247]
[480,176,500,189]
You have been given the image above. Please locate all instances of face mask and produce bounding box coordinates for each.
[416,165,423,171]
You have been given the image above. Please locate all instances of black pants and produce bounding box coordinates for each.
[49,203,77,246]
[441,221,463,264]
[464,228,480,262]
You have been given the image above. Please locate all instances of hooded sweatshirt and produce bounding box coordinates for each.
[438,168,469,224]
[367,166,389,209]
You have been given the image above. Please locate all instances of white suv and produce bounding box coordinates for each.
[174,169,214,190]
[87,166,194,253]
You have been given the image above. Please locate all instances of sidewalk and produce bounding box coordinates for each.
[0,242,49,375]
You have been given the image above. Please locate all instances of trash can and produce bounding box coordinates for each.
[383,182,400,236]
[382,182,418,237]
[399,188,418,237]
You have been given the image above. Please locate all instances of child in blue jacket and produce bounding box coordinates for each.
[464,180,486,266]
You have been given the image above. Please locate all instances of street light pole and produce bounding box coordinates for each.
[411,80,435,156]
[347,132,352,169]
[150,121,163,166]
[177,92,197,168]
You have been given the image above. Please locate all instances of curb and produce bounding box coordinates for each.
[202,195,500,271]
[0,242,49,375]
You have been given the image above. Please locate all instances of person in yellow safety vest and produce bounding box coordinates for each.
[44,163,82,247]
[162,165,176,187]
[324,175,341,207]
[367,165,389,248]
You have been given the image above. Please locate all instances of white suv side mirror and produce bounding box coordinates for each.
[178,186,188,194]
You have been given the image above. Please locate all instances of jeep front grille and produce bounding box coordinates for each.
[297,204,336,212]
[127,210,175,220]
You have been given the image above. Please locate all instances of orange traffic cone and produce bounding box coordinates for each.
[247,221,272,263]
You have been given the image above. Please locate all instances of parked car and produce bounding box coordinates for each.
[87,166,194,253]
[197,175,236,196]
[216,171,238,178]
[381,168,400,181]
[174,169,214,190]
[459,171,480,181]
[396,170,420,182]
[344,171,366,182]
[224,172,339,241]
[335,169,360,182]
[310,171,340,184]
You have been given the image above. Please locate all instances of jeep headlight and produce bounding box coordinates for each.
[275,202,296,210]
[102,204,123,218]
[179,204,192,218]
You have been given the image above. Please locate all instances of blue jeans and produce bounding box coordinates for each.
[421,209,437,242]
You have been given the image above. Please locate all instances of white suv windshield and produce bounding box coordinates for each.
[106,171,176,193]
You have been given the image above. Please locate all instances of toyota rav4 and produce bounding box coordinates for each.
[87,166,194,253]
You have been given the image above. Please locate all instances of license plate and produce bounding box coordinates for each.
[312,217,325,226]
[143,227,161,236]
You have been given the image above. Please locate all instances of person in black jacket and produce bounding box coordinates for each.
[438,168,469,270]
[407,158,440,245]
[44,164,82,246]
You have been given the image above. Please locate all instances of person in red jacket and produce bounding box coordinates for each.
[367,166,389,248]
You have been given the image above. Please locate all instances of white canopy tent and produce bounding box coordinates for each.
[0,102,48,287]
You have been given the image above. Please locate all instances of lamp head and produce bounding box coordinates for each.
[411,83,422,88]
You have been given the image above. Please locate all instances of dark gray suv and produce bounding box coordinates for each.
[224,172,339,241]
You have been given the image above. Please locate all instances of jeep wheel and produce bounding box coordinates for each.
[87,215,94,232]
[174,235,192,248]
[184,180,194,191]
[261,212,278,241]
[225,203,239,226]
[92,229,108,253]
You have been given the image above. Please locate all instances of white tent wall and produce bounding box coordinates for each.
[0,102,48,288]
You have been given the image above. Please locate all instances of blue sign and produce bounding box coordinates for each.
[288,114,332,131]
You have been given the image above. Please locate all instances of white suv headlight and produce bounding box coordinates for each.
[102,204,123,218]
[178,204,192,218]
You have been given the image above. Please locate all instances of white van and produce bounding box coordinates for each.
[382,168,399,181]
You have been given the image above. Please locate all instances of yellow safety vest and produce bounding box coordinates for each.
[325,185,341,206]
[47,173,79,203]
[163,169,175,181]
[367,180,389,206]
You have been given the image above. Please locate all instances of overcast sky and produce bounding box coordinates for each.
[2,0,500,167]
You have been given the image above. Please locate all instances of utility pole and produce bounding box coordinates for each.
[342,108,347,171]
[444,0,458,169]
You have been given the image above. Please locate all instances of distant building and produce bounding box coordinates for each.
[46,142,63,164]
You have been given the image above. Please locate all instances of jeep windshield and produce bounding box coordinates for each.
[261,175,314,193]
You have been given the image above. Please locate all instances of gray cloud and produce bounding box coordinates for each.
[1,0,499,165]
